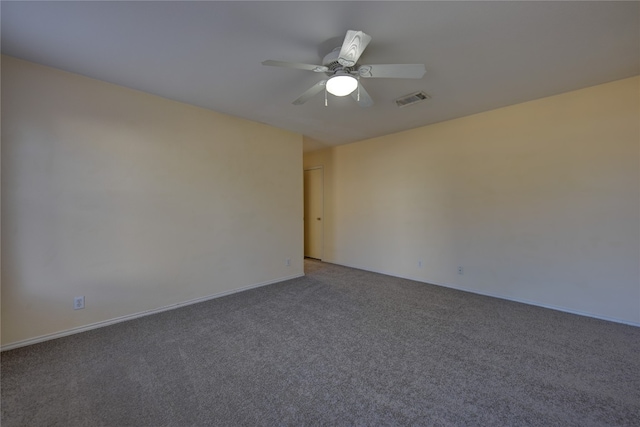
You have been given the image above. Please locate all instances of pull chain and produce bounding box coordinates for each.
[325,88,328,107]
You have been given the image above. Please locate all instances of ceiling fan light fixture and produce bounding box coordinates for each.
[326,74,358,97]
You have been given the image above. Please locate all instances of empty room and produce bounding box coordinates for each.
[1,1,639,426]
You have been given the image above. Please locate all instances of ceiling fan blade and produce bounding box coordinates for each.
[293,80,327,105]
[262,60,328,73]
[358,64,426,79]
[338,30,372,67]
[351,83,374,108]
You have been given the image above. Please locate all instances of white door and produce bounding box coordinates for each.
[304,168,323,259]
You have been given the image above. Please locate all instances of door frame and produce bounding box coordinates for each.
[304,166,324,260]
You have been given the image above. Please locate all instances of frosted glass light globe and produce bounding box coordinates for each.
[326,74,358,97]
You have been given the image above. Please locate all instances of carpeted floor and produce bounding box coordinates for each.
[2,259,639,426]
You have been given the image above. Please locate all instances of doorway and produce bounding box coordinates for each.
[304,167,323,260]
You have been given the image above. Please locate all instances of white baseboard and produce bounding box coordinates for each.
[1,273,305,352]
[327,260,640,328]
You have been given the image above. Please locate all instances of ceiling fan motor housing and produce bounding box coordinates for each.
[322,48,356,75]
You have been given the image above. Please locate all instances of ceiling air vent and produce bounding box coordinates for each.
[395,91,430,108]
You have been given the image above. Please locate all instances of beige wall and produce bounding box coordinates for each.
[305,76,640,325]
[1,56,303,346]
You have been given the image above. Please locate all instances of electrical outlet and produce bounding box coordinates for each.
[74,296,85,310]
[418,260,423,268]
[286,258,291,267]
[458,266,464,275]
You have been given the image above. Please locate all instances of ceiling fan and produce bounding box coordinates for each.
[262,30,426,107]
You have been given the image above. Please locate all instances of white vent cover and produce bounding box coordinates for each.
[395,91,430,108]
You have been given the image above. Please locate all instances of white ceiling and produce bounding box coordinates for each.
[2,1,638,151]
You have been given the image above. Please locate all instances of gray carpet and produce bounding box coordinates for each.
[2,259,639,426]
